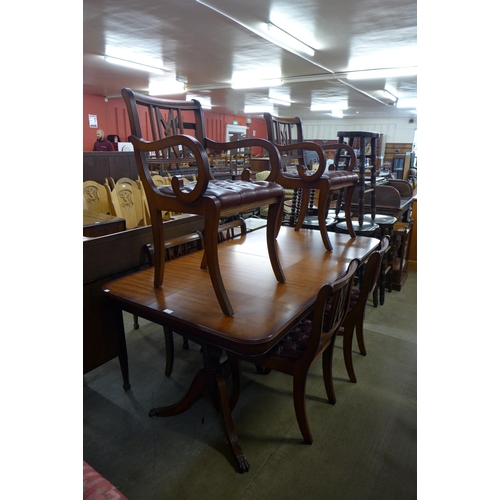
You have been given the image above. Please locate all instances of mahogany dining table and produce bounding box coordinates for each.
[102,226,380,472]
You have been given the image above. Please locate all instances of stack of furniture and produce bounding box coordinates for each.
[334,131,380,235]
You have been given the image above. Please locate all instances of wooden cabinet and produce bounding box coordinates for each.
[384,142,413,173]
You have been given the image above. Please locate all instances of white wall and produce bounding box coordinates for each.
[302,117,417,156]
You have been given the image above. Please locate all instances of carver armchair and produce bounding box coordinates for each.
[121,88,286,316]
[263,113,359,250]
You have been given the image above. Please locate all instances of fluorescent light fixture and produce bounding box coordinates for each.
[310,102,348,112]
[347,67,417,80]
[330,110,344,118]
[268,96,291,106]
[231,78,282,89]
[383,89,398,103]
[267,22,315,57]
[148,80,186,95]
[186,94,212,109]
[104,56,165,75]
[310,103,335,111]
[244,105,274,114]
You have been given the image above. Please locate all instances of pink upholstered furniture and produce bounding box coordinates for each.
[83,461,128,500]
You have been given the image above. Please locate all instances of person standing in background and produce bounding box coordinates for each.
[93,129,115,151]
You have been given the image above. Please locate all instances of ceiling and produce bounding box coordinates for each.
[83,0,417,121]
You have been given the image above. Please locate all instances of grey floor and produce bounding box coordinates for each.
[83,270,417,500]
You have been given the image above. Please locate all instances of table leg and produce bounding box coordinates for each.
[149,344,249,473]
[109,303,131,391]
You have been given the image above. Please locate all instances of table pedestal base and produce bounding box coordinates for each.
[149,345,249,473]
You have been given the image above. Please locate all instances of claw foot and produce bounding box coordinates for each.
[237,456,250,473]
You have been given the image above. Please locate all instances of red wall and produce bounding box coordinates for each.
[83,94,268,154]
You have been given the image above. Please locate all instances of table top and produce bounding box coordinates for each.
[83,209,125,227]
[103,227,379,356]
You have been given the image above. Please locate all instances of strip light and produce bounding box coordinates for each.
[104,56,165,75]
[267,22,315,57]
[149,80,186,95]
[268,96,291,106]
[347,67,417,80]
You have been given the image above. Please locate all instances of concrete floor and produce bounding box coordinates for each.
[83,270,417,500]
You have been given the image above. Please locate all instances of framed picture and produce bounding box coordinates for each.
[88,114,98,128]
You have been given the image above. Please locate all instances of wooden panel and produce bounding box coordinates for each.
[83,152,138,183]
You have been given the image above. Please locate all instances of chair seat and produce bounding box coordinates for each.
[281,170,358,187]
[322,170,359,187]
[158,179,284,209]
[271,319,313,359]
[336,220,379,236]
[363,214,398,225]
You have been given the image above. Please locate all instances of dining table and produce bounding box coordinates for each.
[102,226,380,472]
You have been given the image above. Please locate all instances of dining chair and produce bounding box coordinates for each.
[338,236,390,383]
[263,113,359,250]
[230,259,359,444]
[83,180,111,215]
[121,88,286,317]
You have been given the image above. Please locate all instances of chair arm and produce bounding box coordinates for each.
[206,137,282,183]
[275,141,327,182]
[129,134,210,203]
[386,179,413,197]
[320,143,357,172]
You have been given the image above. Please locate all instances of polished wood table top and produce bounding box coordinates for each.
[83,209,126,237]
[104,227,379,356]
[102,226,380,473]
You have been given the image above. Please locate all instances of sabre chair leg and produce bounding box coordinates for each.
[152,210,166,288]
[266,201,286,283]
[317,186,333,251]
[322,341,337,403]
[203,206,234,317]
[355,316,367,356]
[293,372,313,444]
[342,321,357,383]
[343,184,357,239]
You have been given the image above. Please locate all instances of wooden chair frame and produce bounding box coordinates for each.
[122,88,286,316]
[340,236,390,383]
[230,259,359,444]
[263,113,359,250]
